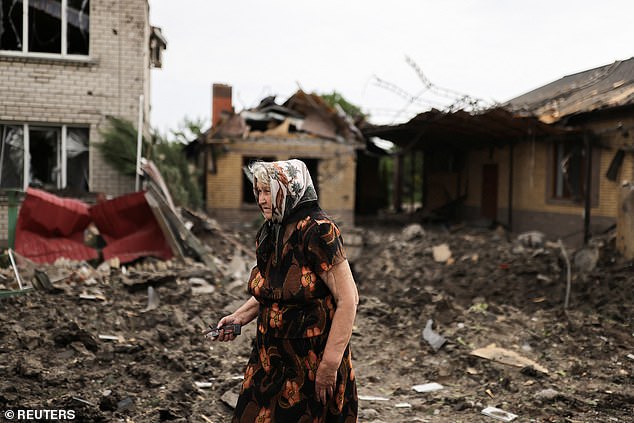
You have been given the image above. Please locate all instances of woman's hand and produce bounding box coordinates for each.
[203,296,259,342]
[204,314,242,342]
[315,358,338,405]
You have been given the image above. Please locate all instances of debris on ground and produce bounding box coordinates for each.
[1,220,632,422]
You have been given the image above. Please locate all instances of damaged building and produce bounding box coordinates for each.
[0,0,166,243]
[189,84,365,228]
[365,57,634,246]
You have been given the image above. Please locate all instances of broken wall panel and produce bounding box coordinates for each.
[14,187,97,263]
[90,191,173,263]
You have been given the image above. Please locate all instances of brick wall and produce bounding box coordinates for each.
[0,0,151,197]
[0,0,154,240]
[206,138,358,228]
[460,116,634,235]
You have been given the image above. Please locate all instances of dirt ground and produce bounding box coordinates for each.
[1,218,633,422]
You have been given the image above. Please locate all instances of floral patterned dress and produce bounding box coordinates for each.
[232,209,358,422]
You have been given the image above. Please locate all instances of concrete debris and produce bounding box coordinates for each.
[358,395,390,401]
[422,319,446,352]
[481,406,517,421]
[220,385,240,409]
[517,231,545,248]
[1,221,631,422]
[142,286,160,312]
[432,243,452,263]
[533,388,560,402]
[412,382,444,393]
[402,223,425,241]
[573,246,599,274]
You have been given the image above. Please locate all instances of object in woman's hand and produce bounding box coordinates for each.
[207,323,242,338]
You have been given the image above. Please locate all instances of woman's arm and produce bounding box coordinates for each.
[315,259,359,404]
[208,296,260,342]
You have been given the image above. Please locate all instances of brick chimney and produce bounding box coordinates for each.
[212,83,233,128]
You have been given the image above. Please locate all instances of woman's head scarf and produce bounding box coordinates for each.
[247,159,319,272]
[251,159,318,223]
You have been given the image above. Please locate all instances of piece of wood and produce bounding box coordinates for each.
[470,343,549,374]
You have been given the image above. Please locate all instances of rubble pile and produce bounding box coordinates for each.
[0,220,632,422]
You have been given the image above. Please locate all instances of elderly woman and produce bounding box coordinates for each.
[208,159,358,422]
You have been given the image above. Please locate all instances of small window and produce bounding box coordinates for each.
[28,0,62,54]
[0,124,25,188]
[29,126,60,189]
[0,0,24,51]
[0,0,90,55]
[243,156,275,204]
[67,0,90,55]
[66,127,89,192]
[552,141,586,201]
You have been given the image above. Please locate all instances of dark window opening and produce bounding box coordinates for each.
[0,124,24,188]
[296,157,319,197]
[553,141,586,201]
[29,127,60,189]
[66,0,89,55]
[1,0,24,51]
[66,127,89,192]
[243,156,275,204]
[29,0,62,53]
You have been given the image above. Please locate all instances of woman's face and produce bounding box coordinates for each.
[256,181,272,220]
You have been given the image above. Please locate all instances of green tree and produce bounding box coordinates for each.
[319,91,367,120]
[98,116,204,210]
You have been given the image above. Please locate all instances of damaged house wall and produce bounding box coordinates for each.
[0,0,162,242]
[200,88,362,229]
[206,139,358,228]
[365,58,634,247]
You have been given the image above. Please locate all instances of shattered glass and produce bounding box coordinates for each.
[0,0,23,51]
[67,0,88,55]
[0,124,24,189]
[66,127,89,192]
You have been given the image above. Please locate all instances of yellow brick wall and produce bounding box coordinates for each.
[206,138,357,226]
[464,115,634,220]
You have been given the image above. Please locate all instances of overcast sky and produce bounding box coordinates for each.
[148,0,634,134]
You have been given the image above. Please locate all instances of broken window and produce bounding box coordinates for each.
[0,123,89,191]
[0,0,89,55]
[66,127,89,191]
[553,141,586,201]
[66,0,89,55]
[29,126,60,189]
[0,0,23,51]
[0,124,25,188]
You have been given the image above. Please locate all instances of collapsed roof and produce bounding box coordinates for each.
[207,90,365,145]
[363,107,574,152]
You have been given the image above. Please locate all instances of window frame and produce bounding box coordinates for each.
[0,0,91,60]
[545,139,600,207]
[0,122,89,191]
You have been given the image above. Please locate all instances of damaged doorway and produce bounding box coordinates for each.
[481,164,498,221]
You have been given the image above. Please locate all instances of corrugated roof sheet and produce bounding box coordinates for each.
[90,191,173,264]
[505,57,634,123]
[14,188,98,263]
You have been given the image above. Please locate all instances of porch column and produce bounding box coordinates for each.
[393,153,404,212]
[583,134,593,244]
